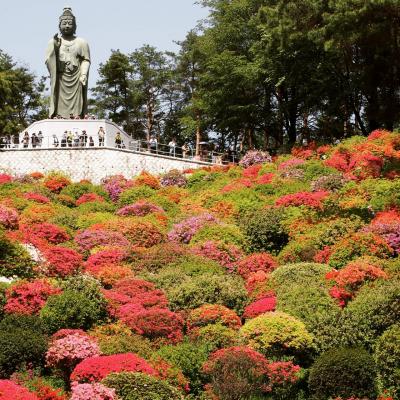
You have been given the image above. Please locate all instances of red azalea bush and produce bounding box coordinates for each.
[4,279,61,315]
[0,205,19,229]
[74,229,130,251]
[85,249,127,271]
[30,380,67,400]
[192,240,243,272]
[243,294,277,319]
[76,193,104,206]
[257,173,275,185]
[42,247,83,277]
[0,380,39,399]
[202,346,300,398]
[221,178,254,193]
[104,278,168,317]
[116,201,163,217]
[70,353,156,383]
[0,174,12,184]
[44,176,70,193]
[237,253,278,279]
[24,193,50,204]
[242,164,262,179]
[22,223,70,244]
[245,271,271,299]
[30,172,44,180]
[120,307,184,344]
[275,191,329,209]
[187,304,242,332]
[150,357,190,393]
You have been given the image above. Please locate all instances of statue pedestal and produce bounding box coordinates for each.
[18,119,131,149]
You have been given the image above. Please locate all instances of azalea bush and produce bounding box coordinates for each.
[187,304,242,332]
[70,382,117,400]
[0,380,39,399]
[116,201,163,217]
[4,279,61,315]
[167,213,217,244]
[0,205,19,229]
[42,246,83,277]
[71,353,156,383]
[239,150,272,168]
[236,252,278,279]
[160,169,187,188]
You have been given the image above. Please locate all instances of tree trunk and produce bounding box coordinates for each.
[195,112,201,156]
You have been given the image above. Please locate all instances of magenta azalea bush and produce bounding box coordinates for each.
[168,213,217,244]
[116,201,164,217]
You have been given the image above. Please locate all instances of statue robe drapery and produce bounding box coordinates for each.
[46,37,90,118]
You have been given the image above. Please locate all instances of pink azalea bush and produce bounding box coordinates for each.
[70,382,117,400]
[116,201,163,217]
[168,213,217,244]
[0,204,19,229]
[46,332,101,371]
[101,175,133,202]
[192,240,243,272]
[24,193,50,204]
[75,229,130,251]
[239,150,272,168]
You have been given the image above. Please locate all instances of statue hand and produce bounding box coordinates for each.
[80,75,87,86]
[53,34,61,49]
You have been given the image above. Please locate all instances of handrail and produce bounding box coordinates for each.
[0,138,237,165]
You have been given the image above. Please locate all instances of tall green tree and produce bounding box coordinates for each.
[0,50,46,136]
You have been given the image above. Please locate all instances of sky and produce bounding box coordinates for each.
[1,0,209,88]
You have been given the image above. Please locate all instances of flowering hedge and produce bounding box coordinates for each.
[237,253,278,279]
[0,380,39,399]
[116,201,163,217]
[70,382,117,400]
[4,279,61,315]
[0,205,19,229]
[243,295,277,319]
[71,353,156,383]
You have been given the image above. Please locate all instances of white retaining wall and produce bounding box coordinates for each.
[0,147,211,183]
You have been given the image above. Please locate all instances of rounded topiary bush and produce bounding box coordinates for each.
[239,311,314,360]
[102,372,183,400]
[40,289,108,333]
[374,325,400,397]
[239,208,289,254]
[308,347,377,400]
[166,273,247,314]
[0,315,47,377]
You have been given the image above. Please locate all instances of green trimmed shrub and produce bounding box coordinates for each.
[166,273,247,314]
[374,325,400,397]
[239,208,289,254]
[40,289,108,333]
[308,347,377,400]
[0,315,47,377]
[240,312,315,360]
[276,285,340,332]
[0,282,8,319]
[190,223,247,248]
[157,341,210,394]
[118,186,156,207]
[0,233,36,278]
[60,182,108,200]
[269,263,331,290]
[102,372,183,400]
[339,278,400,350]
[98,334,153,359]
[191,323,238,352]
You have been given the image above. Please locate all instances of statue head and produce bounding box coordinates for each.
[59,7,76,36]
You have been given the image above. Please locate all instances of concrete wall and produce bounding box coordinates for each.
[0,147,211,183]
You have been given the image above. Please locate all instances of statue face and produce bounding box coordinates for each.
[59,17,76,36]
